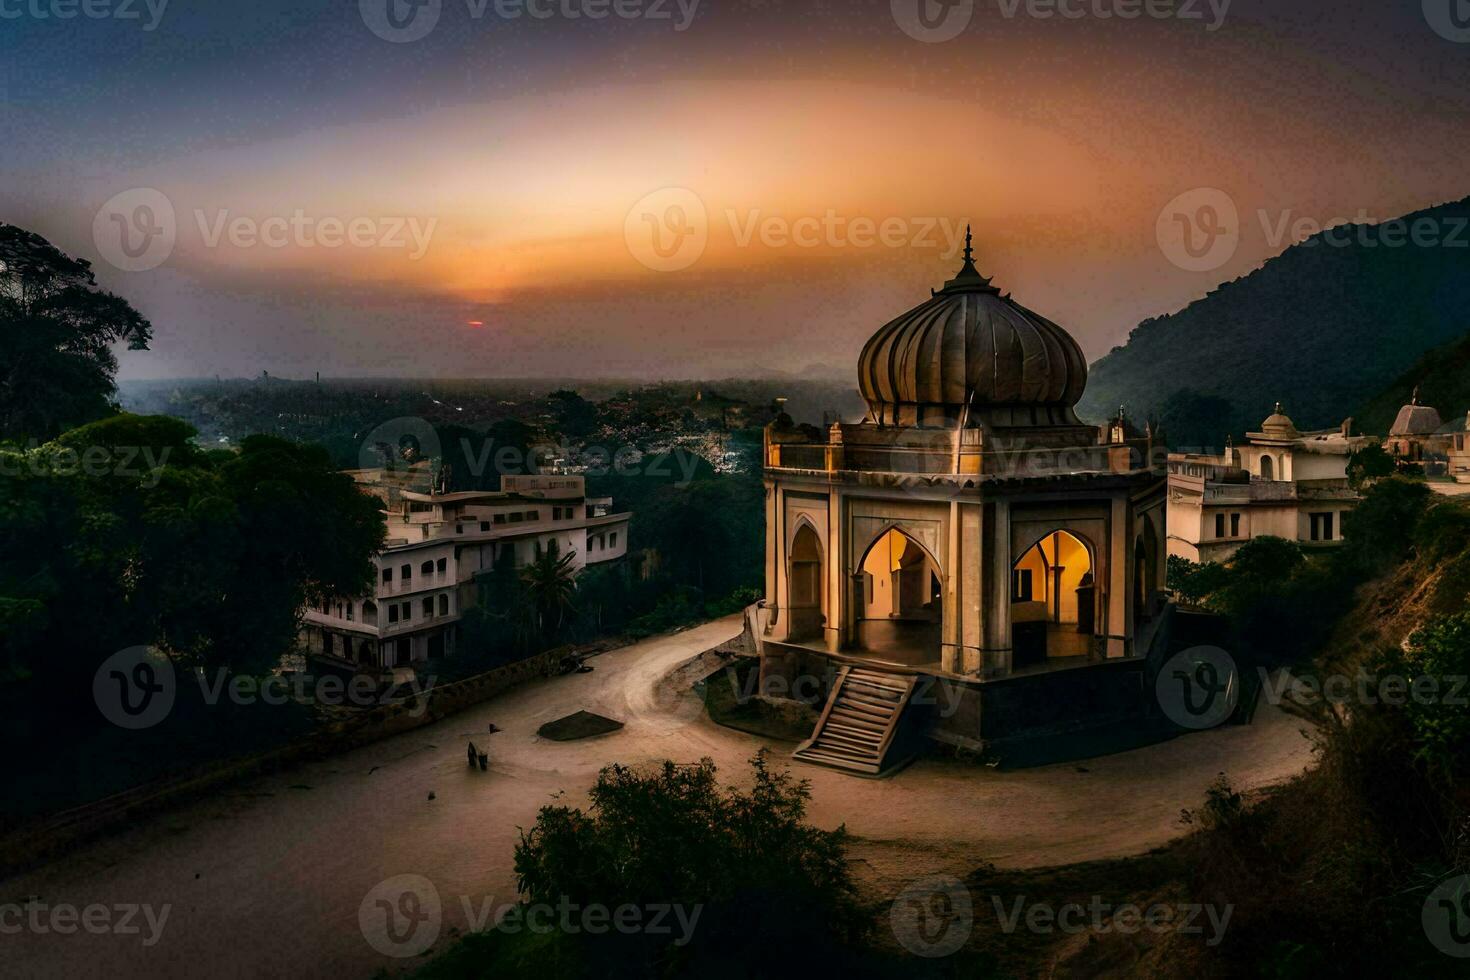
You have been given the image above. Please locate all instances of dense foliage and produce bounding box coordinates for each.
[0,413,385,687]
[422,753,870,979]
[0,224,153,441]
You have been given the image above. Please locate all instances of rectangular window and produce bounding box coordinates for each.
[436,558,446,574]
[508,512,523,523]
[401,564,411,582]
[609,532,617,547]
[438,594,449,616]
[493,514,507,525]
[382,567,392,583]
[1012,568,1033,602]
[1215,514,1226,538]
[1322,512,1334,541]
[422,597,433,618]
[1230,513,1240,537]
[388,605,399,624]
[480,521,490,532]
[527,510,540,521]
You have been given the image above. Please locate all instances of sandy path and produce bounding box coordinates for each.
[3,615,1314,978]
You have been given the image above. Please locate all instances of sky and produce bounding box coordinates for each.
[4,0,1470,381]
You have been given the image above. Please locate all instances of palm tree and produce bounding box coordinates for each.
[520,539,578,645]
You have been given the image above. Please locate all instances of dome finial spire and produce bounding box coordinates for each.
[941,222,998,293]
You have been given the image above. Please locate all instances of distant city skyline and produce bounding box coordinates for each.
[4,1,1469,380]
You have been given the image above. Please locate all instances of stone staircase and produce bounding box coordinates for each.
[792,665,920,777]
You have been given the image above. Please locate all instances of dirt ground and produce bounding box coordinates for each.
[3,615,1315,979]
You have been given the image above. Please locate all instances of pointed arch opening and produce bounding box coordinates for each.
[1011,529,1095,669]
[853,526,943,669]
[787,522,826,642]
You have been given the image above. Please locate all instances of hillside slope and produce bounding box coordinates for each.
[1355,331,1470,436]
[1079,196,1470,442]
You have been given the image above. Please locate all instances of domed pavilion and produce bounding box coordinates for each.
[758,236,1169,771]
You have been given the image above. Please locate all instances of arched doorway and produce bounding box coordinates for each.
[788,523,825,642]
[854,527,943,668]
[1011,530,1095,669]
[1259,455,1274,480]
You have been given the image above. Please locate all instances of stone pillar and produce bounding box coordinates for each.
[983,499,1012,676]
[961,502,984,675]
[825,488,843,653]
[770,484,782,637]
[1106,495,1129,658]
[942,500,962,673]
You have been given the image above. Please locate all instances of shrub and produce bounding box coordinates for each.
[419,753,869,978]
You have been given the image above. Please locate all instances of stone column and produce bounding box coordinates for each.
[826,488,843,653]
[961,501,984,675]
[1107,495,1129,658]
[983,498,1012,676]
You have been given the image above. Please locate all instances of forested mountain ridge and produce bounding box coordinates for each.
[1079,196,1470,445]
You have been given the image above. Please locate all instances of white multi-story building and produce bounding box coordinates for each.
[302,471,630,670]
[1167,405,1373,563]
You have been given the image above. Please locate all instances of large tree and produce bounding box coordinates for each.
[0,224,152,442]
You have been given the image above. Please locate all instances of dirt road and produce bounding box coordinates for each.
[4,615,1314,978]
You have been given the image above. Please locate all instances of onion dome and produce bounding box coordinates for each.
[857,228,1087,427]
